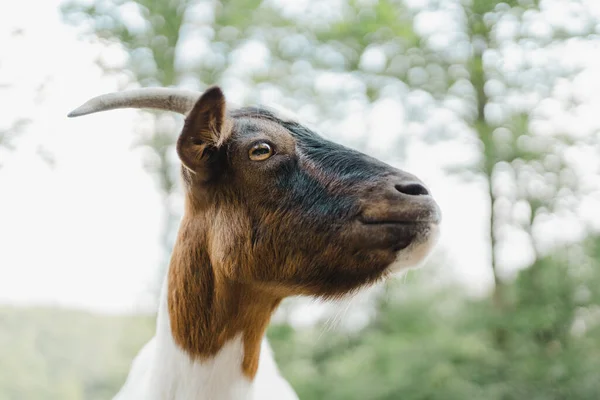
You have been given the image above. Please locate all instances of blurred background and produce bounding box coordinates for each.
[1,0,600,398]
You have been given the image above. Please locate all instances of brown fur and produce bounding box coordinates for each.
[164,87,440,379]
[168,198,283,378]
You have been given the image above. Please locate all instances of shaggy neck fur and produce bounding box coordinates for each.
[167,215,282,379]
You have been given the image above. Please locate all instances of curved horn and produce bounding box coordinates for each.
[67,88,201,118]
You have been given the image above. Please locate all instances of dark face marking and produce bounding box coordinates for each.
[184,106,440,298]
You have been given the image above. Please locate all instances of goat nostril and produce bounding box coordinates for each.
[395,183,429,196]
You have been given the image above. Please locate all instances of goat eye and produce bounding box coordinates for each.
[249,143,273,161]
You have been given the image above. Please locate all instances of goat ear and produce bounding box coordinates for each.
[176,86,231,173]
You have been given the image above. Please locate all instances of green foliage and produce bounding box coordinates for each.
[0,307,153,400]
[61,0,189,86]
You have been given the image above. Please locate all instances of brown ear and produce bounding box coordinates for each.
[176,86,231,174]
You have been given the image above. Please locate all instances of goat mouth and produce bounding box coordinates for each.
[353,218,438,255]
[359,199,442,226]
[353,219,423,250]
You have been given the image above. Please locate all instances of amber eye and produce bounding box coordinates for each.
[249,142,273,161]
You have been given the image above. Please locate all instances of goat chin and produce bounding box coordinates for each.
[388,223,440,274]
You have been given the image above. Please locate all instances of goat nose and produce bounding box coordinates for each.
[394,182,429,196]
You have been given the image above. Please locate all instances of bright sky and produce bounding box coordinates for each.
[1,0,599,315]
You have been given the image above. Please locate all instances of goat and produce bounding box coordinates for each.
[68,86,441,400]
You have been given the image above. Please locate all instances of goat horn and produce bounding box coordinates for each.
[67,88,201,118]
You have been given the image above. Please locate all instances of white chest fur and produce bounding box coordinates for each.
[113,279,298,400]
